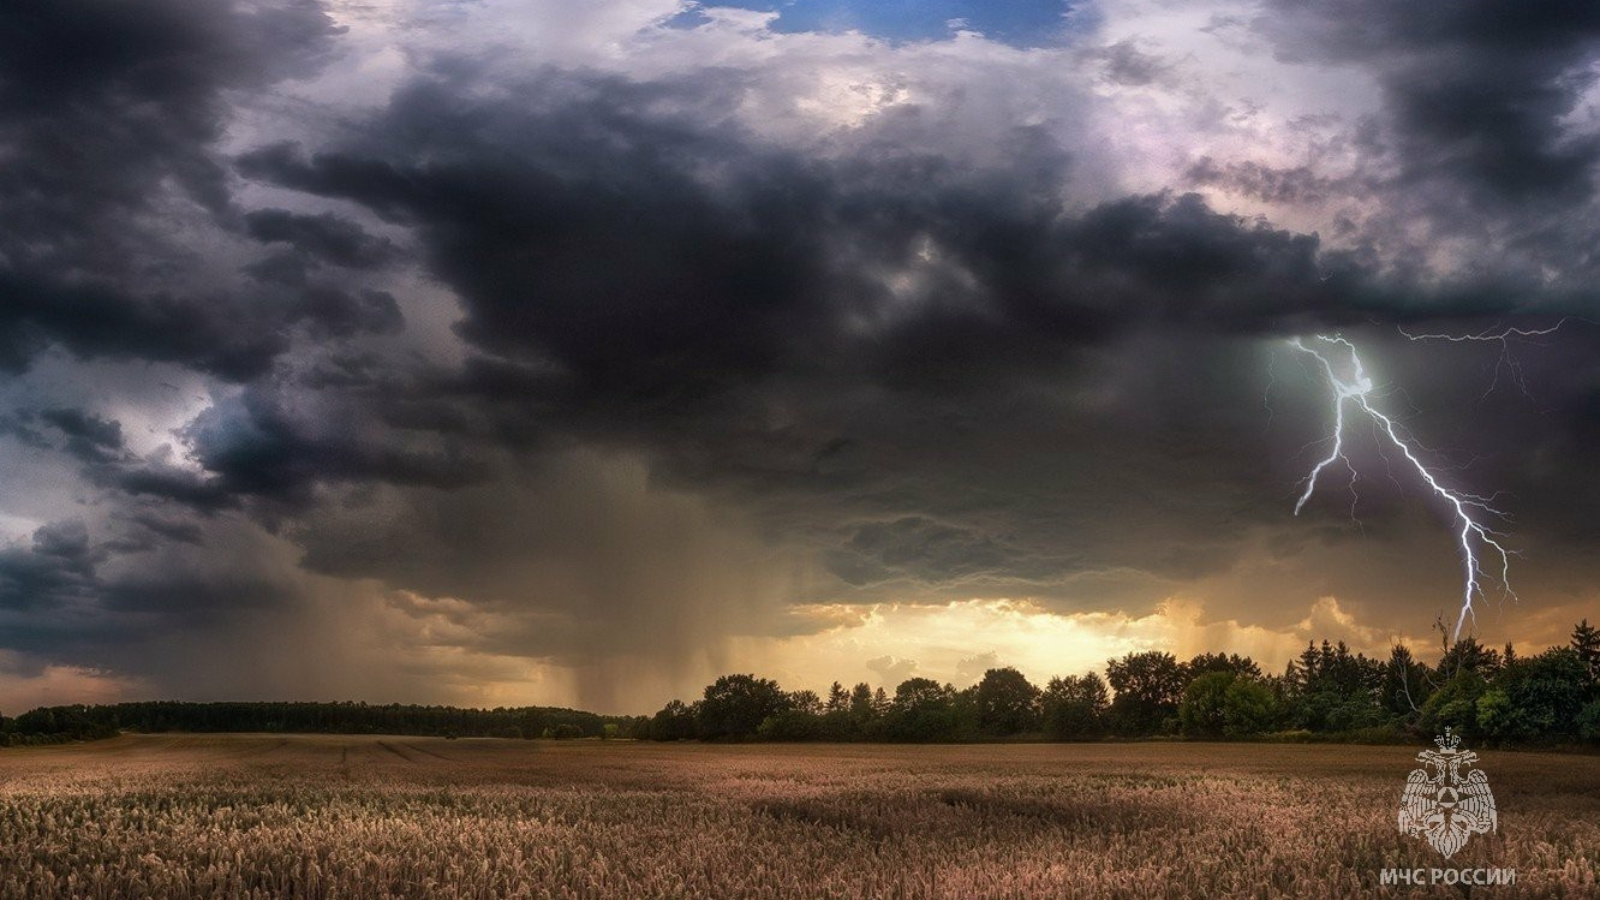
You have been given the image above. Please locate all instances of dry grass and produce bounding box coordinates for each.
[0,735,1596,899]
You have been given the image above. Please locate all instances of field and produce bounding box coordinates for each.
[0,736,1596,899]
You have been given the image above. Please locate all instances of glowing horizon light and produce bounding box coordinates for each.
[1288,335,1517,642]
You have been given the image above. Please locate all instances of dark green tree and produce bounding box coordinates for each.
[1221,678,1279,737]
[649,700,698,741]
[697,675,790,740]
[825,681,849,713]
[848,682,875,719]
[1179,671,1235,738]
[975,667,1040,735]
[1419,669,1488,739]
[1437,636,1500,680]
[893,677,953,711]
[1572,619,1600,685]
[1379,644,1431,720]
[1477,648,1589,743]
[1106,651,1185,735]
[881,678,961,741]
[1185,653,1261,680]
[788,690,824,716]
[1042,673,1109,740]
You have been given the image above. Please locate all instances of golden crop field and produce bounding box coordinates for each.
[0,735,1595,899]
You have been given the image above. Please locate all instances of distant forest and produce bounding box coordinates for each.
[5,620,1600,748]
[0,701,635,746]
[634,620,1600,747]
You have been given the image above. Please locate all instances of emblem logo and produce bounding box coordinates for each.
[1398,728,1497,858]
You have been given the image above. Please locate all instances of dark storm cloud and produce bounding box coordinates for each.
[4,1,1600,710]
[38,408,126,464]
[0,512,388,704]
[120,511,206,547]
[105,376,488,510]
[243,210,398,270]
[235,70,1369,403]
[0,0,347,378]
[1259,0,1600,207]
[0,523,101,612]
[217,66,1417,613]
[825,516,1065,588]
[39,409,124,452]
[191,380,485,496]
[0,0,336,234]
[0,272,289,380]
[217,63,1600,641]
[290,287,406,339]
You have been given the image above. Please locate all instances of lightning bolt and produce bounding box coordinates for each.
[1399,317,1585,398]
[1289,335,1516,642]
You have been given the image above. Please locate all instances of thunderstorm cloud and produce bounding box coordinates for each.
[1,0,1597,712]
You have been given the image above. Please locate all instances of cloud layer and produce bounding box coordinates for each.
[1,0,1597,712]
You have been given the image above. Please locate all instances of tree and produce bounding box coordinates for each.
[1043,673,1109,741]
[1179,672,1235,738]
[1379,644,1431,720]
[892,678,953,712]
[788,690,824,716]
[1185,653,1261,681]
[1221,678,1279,737]
[1106,651,1185,736]
[697,675,790,740]
[1476,648,1589,743]
[848,683,875,720]
[1289,640,1385,732]
[1572,620,1600,685]
[1419,669,1488,739]
[758,709,823,740]
[649,700,698,741]
[825,682,849,713]
[975,667,1040,735]
[882,678,961,741]
[1437,637,1500,680]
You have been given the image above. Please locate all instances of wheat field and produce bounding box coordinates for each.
[0,735,1595,899]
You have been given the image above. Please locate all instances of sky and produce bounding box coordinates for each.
[1,0,1598,715]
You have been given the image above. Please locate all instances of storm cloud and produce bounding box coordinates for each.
[1,0,1597,712]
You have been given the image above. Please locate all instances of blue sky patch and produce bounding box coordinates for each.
[668,0,1083,48]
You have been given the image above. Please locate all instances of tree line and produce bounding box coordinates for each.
[0,701,639,746]
[4,621,1597,747]
[634,620,1600,746]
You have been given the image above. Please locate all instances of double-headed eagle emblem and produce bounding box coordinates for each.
[1398,729,1497,858]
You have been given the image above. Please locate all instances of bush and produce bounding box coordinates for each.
[1264,729,1314,742]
